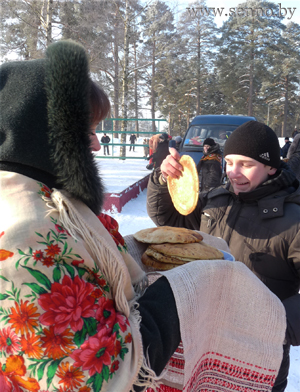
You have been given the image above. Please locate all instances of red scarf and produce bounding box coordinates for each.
[97,213,127,251]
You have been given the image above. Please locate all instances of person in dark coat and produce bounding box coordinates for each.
[129,133,137,151]
[280,137,291,159]
[175,136,182,151]
[143,138,149,157]
[101,133,110,155]
[148,132,171,169]
[286,132,300,180]
[147,121,300,392]
[197,138,222,192]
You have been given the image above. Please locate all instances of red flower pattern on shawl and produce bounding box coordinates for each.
[56,361,84,389]
[0,355,40,392]
[95,297,130,332]
[40,326,75,359]
[95,298,117,329]
[8,301,40,335]
[38,276,96,334]
[0,327,20,355]
[0,185,133,389]
[70,329,116,376]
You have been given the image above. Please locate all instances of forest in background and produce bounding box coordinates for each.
[1,0,300,139]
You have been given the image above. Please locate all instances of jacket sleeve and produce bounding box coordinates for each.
[282,293,300,346]
[282,230,300,346]
[146,168,202,229]
[137,276,181,375]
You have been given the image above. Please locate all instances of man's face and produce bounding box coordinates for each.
[225,154,277,195]
[219,132,226,139]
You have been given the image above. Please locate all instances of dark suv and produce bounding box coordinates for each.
[179,114,256,165]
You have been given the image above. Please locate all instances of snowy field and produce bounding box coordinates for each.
[95,145,299,392]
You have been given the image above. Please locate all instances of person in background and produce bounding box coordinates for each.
[280,137,291,159]
[148,132,171,169]
[168,139,177,149]
[147,133,161,169]
[196,137,222,192]
[129,133,137,151]
[143,138,149,158]
[218,130,228,140]
[175,136,182,151]
[287,132,300,180]
[101,132,110,155]
[147,120,300,392]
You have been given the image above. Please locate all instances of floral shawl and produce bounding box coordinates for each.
[200,153,222,166]
[0,171,152,392]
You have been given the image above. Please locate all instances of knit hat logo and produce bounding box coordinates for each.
[259,152,270,161]
[224,121,281,169]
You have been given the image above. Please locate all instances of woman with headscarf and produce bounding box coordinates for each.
[0,40,180,392]
[196,138,223,192]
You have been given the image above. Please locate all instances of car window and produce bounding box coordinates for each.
[183,124,237,148]
[184,126,208,145]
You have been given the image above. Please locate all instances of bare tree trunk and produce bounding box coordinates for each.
[248,41,254,116]
[46,0,53,46]
[113,9,120,138]
[120,0,130,158]
[196,23,201,115]
[151,37,156,134]
[134,41,139,136]
[24,0,41,59]
[282,75,289,137]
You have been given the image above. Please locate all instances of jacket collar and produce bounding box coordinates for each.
[207,163,300,219]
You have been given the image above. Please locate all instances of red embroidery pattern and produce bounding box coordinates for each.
[185,352,277,392]
[147,348,277,392]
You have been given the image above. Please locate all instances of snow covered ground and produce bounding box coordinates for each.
[95,147,299,392]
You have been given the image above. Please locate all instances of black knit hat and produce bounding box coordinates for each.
[203,138,216,147]
[159,132,170,141]
[0,40,104,214]
[224,121,281,169]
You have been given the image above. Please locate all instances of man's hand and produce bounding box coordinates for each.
[161,148,183,179]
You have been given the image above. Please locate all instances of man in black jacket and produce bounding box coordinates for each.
[280,137,291,158]
[129,133,137,151]
[101,133,110,155]
[147,121,300,392]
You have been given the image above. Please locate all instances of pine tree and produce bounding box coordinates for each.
[141,0,175,133]
[178,0,217,115]
[217,0,285,118]
[260,21,300,135]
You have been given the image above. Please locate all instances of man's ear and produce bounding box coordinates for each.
[268,167,277,175]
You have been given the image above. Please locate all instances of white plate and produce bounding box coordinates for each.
[220,250,235,261]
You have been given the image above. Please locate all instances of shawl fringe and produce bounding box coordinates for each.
[44,189,159,391]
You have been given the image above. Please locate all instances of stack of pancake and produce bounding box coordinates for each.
[133,226,224,271]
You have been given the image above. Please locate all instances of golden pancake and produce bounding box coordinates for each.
[145,247,187,265]
[167,155,199,215]
[133,226,203,244]
[141,253,178,271]
[150,242,224,260]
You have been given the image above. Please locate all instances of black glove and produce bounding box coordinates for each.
[282,294,300,346]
